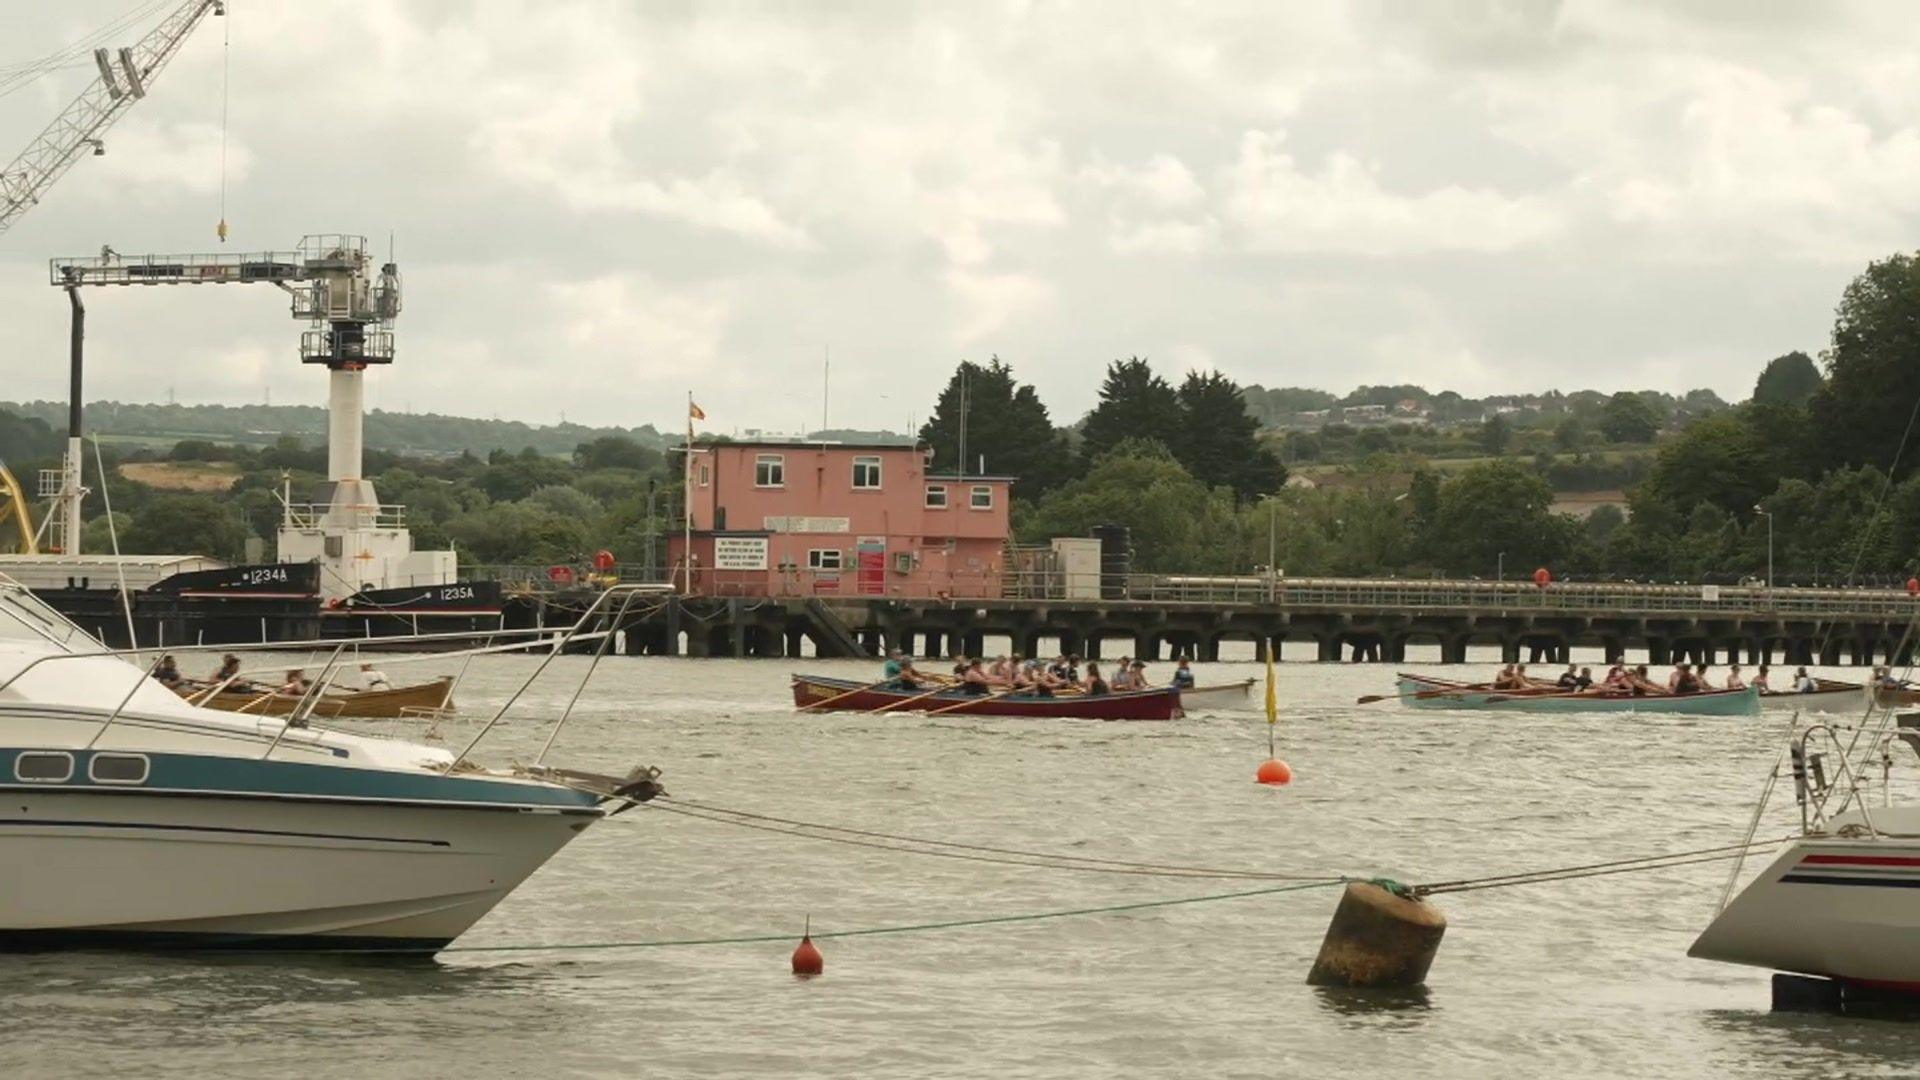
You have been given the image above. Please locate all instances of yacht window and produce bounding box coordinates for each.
[88,753,150,785]
[15,751,74,782]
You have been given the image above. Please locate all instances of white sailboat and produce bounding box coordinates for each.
[0,580,662,952]
[1691,713,1920,992]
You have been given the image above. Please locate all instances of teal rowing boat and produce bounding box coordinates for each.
[1393,675,1761,716]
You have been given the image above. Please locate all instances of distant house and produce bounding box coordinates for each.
[667,439,1013,599]
[1341,404,1389,423]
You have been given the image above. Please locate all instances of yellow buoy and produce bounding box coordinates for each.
[1306,880,1447,988]
[217,218,228,243]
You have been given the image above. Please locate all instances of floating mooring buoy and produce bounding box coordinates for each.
[1256,758,1293,785]
[791,920,824,978]
[1306,880,1446,988]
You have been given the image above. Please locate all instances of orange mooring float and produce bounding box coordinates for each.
[791,918,824,977]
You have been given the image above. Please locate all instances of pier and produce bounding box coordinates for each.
[486,573,1920,666]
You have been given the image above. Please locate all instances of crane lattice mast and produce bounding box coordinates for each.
[0,0,224,237]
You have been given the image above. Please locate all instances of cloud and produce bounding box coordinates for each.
[7,0,1920,429]
[1220,131,1563,255]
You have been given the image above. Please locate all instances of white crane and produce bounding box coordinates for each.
[0,0,225,238]
[48,238,430,599]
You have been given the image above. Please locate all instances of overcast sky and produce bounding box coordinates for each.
[2,1,1915,433]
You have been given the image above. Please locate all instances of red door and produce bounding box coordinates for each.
[857,538,886,595]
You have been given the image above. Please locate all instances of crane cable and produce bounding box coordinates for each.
[215,3,229,242]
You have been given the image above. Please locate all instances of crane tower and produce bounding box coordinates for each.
[51,236,457,599]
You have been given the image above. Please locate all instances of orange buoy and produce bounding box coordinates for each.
[1907,576,1918,597]
[791,920,823,977]
[1256,758,1293,786]
[1533,567,1552,589]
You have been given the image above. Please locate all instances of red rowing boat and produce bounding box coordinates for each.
[790,674,1184,720]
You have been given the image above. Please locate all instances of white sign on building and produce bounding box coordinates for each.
[715,536,770,570]
[763,516,851,534]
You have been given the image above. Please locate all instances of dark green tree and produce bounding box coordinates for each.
[1016,439,1240,571]
[573,435,663,473]
[1553,414,1588,453]
[1599,392,1661,443]
[919,358,1073,498]
[1418,459,1571,575]
[1752,351,1822,406]
[121,493,249,560]
[1172,370,1285,501]
[1809,253,1920,477]
[1078,358,1181,468]
[1477,413,1513,456]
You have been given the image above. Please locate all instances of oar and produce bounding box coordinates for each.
[800,677,896,713]
[869,684,953,714]
[925,686,1025,717]
[1357,683,1495,705]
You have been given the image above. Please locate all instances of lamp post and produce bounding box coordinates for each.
[1267,500,1277,603]
[646,477,659,581]
[1754,505,1773,593]
[1497,551,1505,583]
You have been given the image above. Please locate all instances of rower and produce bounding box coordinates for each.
[960,660,992,695]
[1083,662,1109,696]
[883,649,922,691]
[152,654,183,689]
[1556,664,1579,689]
[1573,666,1593,690]
[1694,664,1715,690]
[359,662,392,691]
[1131,660,1151,687]
[1753,664,1771,692]
[211,654,242,683]
[1794,667,1817,693]
[1171,659,1196,690]
[280,669,311,695]
[1723,664,1745,691]
[1674,665,1702,695]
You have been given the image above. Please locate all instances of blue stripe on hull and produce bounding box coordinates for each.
[0,929,451,954]
[0,817,451,847]
[0,748,599,811]
[1780,874,1920,889]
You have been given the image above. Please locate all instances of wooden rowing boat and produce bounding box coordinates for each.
[791,674,1183,720]
[1177,678,1257,712]
[1392,673,1760,716]
[1760,678,1864,712]
[177,677,456,719]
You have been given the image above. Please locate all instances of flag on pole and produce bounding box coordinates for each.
[1264,642,1278,725]
[689,401,706,421]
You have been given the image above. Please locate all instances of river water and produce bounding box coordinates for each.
[8,650,1920,1079]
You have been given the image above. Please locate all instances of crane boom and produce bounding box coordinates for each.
[0,0,224,237]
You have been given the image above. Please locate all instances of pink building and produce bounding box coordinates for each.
[667,440,1013,598]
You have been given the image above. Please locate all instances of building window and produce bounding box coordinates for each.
[755,454,785,487]
[970,485,993,510]
[808,548,843,571]
[852,456,882,490]
[697,463,710,487]
[925,484,948,509]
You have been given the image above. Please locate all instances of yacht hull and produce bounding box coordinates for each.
[0,788,596,951]
[1690,839,1920,987]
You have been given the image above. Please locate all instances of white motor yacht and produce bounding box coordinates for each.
[1691,714,1920,992]
[0,580,661,953]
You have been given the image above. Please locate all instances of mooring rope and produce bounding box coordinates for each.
[647,798,1344,881]
[423,877,1349,955]
[1410,838,1791,896]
